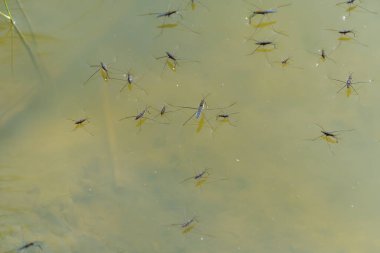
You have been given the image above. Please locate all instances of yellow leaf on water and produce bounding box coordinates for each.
[157,23,178,29]
[166,60,176,72]
[322,135,338,144]
[253,20,277,28]
[196,114,205,133]
[136,118,147,128]
[338,36,352,41]
[347,6,357,12]
[100,68,109,81]
[195,177,208,187]
[346,86,352,97]
[182,224,196,234]
[256,48,275,53]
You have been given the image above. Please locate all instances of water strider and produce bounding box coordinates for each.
[272,57,304,70]
[326,28,367,48]
[216,112,239,127]
[336,0,377,15]
[119,106,166,131]
[171,216,199,234]
[152,104,181,123]
[247,39,276,56]
[84,62,113,84]
[156,51,179,72]
[245,2,291,25]
[309,48,336,66]
[244,1,290,38]
[171,94,211,127]
[181,168,210,186]
[310,124,354,153]
[112,70,148,94]
[68,117,93,136]
[119,106,151,122]
[181,168,227,187]
[17,241,43,252]
[329,73,370,97]
[141,6,198,36]
[4,241,43,253]
[155,51,198,73]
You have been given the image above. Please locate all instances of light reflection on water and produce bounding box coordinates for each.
[1,0,380,252]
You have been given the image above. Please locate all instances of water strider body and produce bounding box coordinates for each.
[181,168,210,183]
[74,118,88,126]
[216,112,239,127]
[156,10,179,18]
[247,3,291,24]
[248,40,276,55]
[17,242,43,251]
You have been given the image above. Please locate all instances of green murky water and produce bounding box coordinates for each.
[1,0,380,252]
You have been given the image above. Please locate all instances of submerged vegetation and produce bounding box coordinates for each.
[0,0,43,79]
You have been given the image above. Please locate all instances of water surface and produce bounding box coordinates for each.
[1,0,380,252]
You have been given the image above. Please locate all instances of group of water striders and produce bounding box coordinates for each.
[77,1,240,134]
[0,0,237,248]
[76,0,376,142]
[82,60,239,134]
[1,0,379,250]
[80,0,235,238]
[245,0,376,153]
